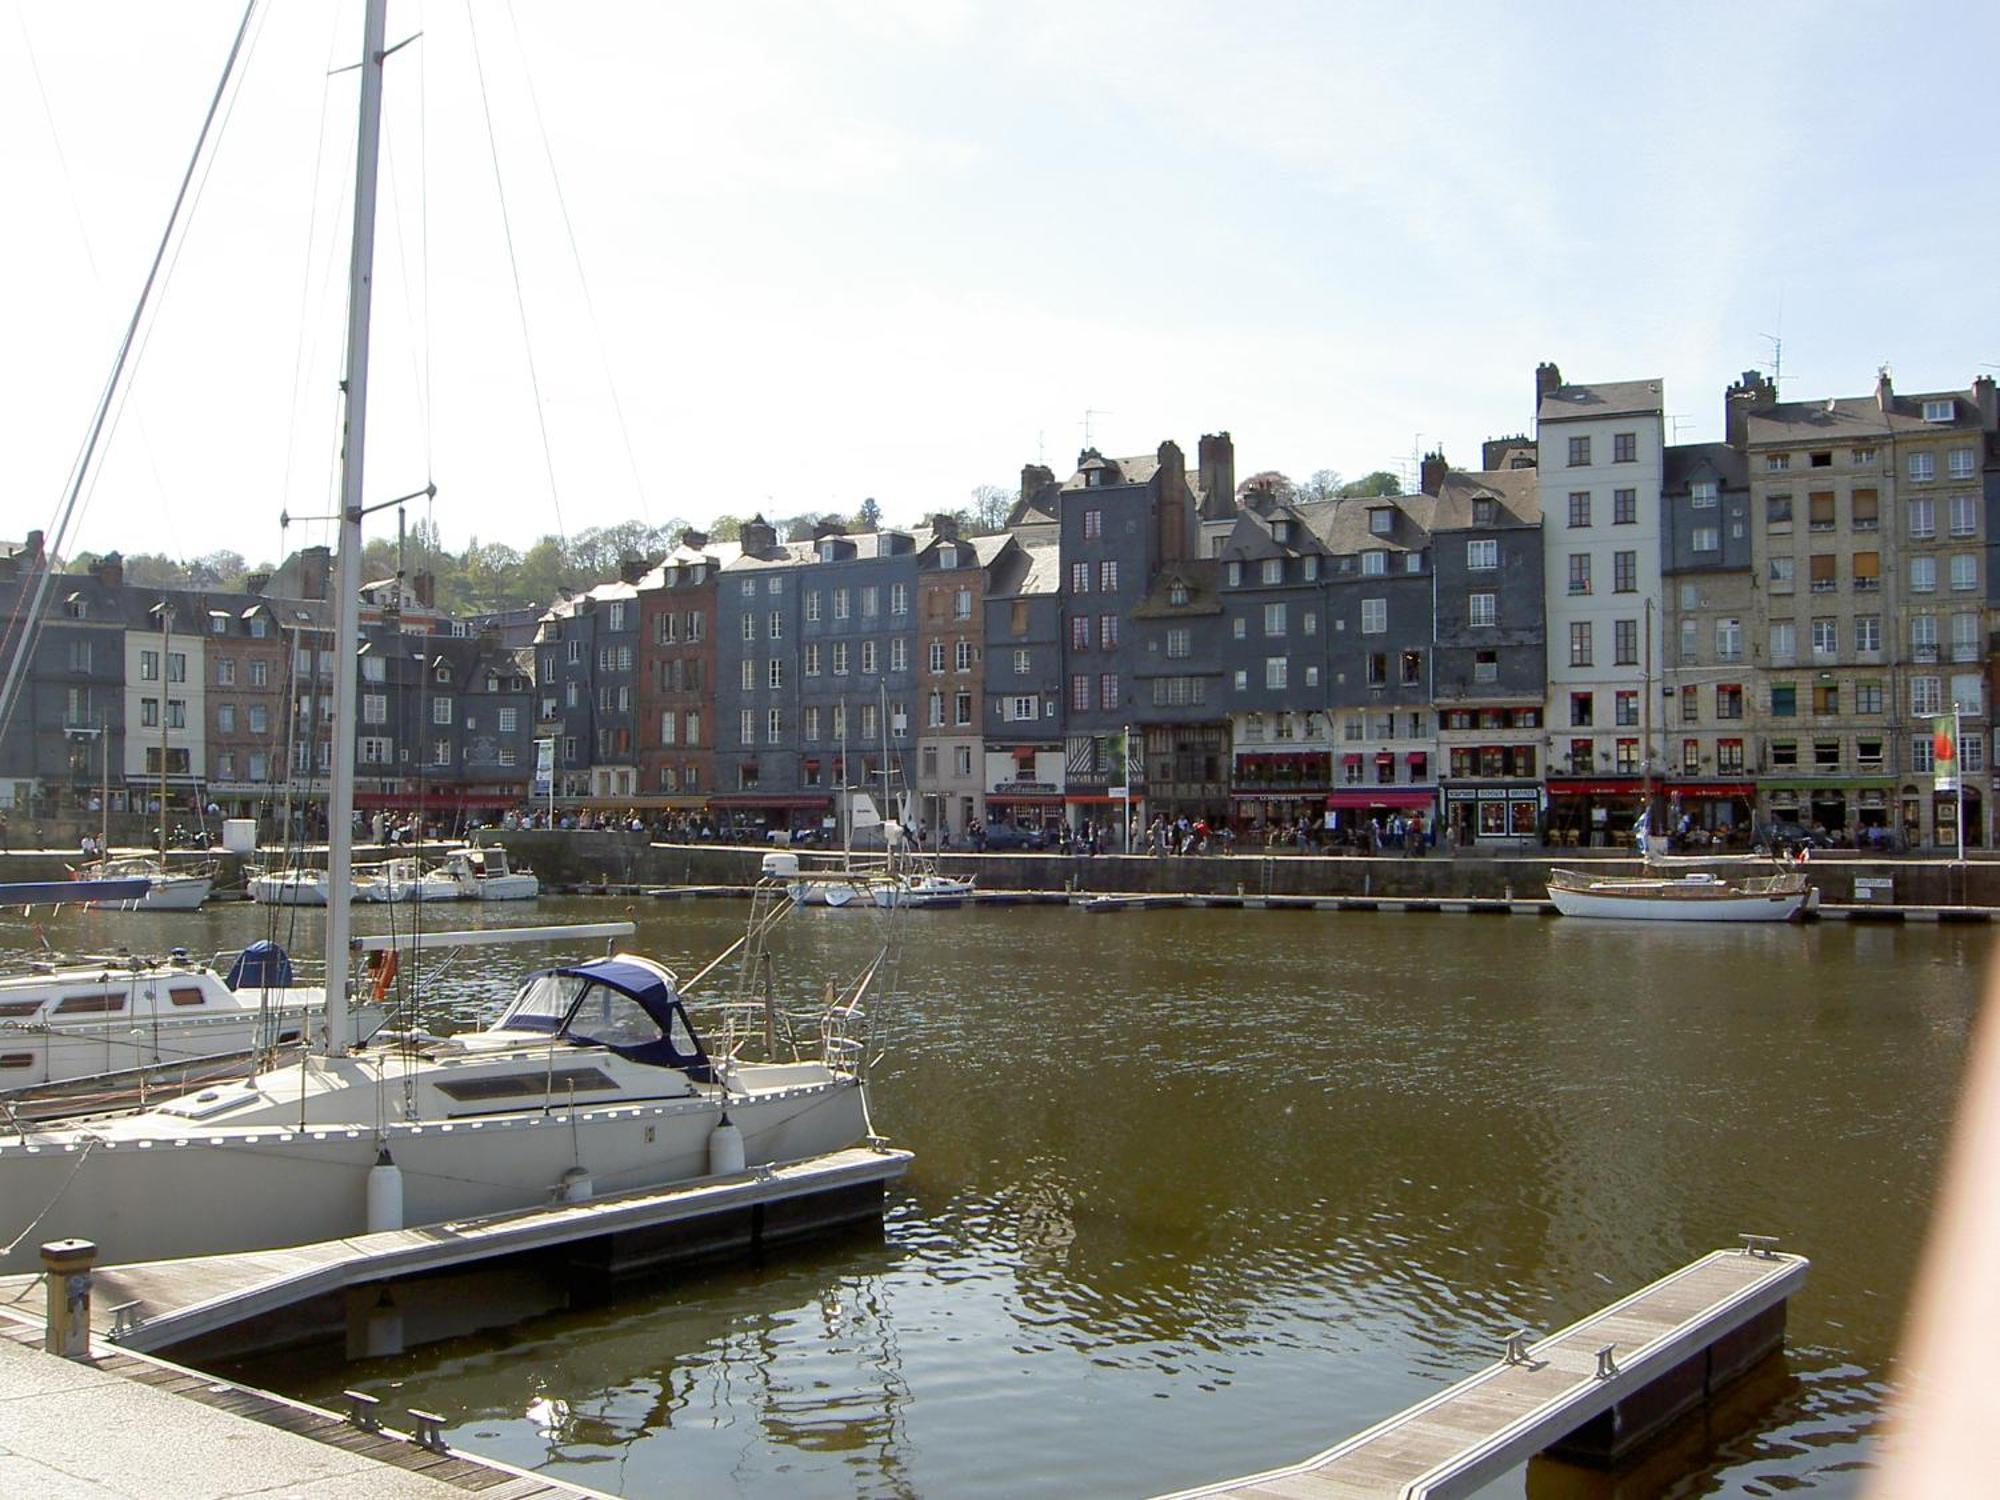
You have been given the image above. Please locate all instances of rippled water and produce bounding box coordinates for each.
[7,896,1986,1497]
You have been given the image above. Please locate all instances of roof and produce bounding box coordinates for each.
[989,538,1062,598]
[1743,388,1985,444]
[1430,467,1543,529]
[1132,559,1223,618]
[1537,378,1664,423]
[1663,442,1747,492]
[1303,495,1436,555]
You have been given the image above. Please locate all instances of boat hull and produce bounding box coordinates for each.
[86,875,213,912]
[0,1072,867,1272]
[1546,883,1810,922]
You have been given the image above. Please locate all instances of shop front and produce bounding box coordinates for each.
[1765,777,1899,846]
[1230,751,1331,838]
[985,781,1064,834]
[704,792,832,840]
[1902,781,1988,851]
[1442,783,1541,846]
[1544,777,1644,847]
[1323,786,1439,848]
[1657,780,1756,849]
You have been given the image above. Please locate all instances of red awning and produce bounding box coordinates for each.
[1546,779,1643,796]
[1665,782,1756,797]
[1325,789,1436,810]
[1065,792,1140,804]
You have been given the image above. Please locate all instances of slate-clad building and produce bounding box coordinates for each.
[981,538,1066,830]
[713,517,809,834]
[636,533,735,812]
[915,522,1011,839]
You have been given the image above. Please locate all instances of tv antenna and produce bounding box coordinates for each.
[1667,413,1693,443]
[1081,409,1111,447]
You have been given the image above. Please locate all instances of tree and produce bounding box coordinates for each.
[1338,470,1403,498]
[967,484,1013,534]
[1296,469,1344,504]
[706,515,744,542]
[1235,470,1296,503]
[853,497,882,533]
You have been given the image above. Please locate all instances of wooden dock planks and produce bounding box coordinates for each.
[1160,1245,1807,1500]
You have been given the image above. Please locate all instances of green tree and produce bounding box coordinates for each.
[1338,470,1402,498]
[1296,469,1344,504]
[705,515,744,541]
[967,484,1013,533]
[853,496,882,533]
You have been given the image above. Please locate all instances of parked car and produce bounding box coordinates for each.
[980,822,1048,851]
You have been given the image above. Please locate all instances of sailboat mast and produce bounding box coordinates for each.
[1640,594,1654,842]
[324,0,391,1057]
[158,604,170,855]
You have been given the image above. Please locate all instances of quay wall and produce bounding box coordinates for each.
[468,831,2000,909]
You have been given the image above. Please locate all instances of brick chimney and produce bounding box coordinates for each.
[1155,439,1189,563]
[94,552,125,588]
[1875,366,1895,413]
[412,569,436,608]
[1419,449,1449,496]
[679,529,708,552]
[617,554,649,586]
[1724,370,1777,450]
[811,519,847,543]
[301,544,332,601]
[244,570,271,596]
[928,511,961,541]
[1018,463,1056,517]
[1975,375,1998,429]
[1535,361,1564,409]
[739,515,778,556]
[1198,432,1236,514]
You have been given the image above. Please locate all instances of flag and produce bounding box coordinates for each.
[1933,715,1958,792]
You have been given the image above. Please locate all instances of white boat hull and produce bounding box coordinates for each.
[471,874,539,900]
[872,875,975,908]
[249,873,361,906]
[0,1067,866,1272]
[1546,882,1810,922]
[86,874,213,912]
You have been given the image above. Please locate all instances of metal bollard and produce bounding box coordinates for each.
[1503,1330,1535,1366]
[1739,1233,1781,1259]
[408,1408,450,1453]
[344,1390,383,1432]
[41,1238,96,1358]
[1594,1344,1619,1380]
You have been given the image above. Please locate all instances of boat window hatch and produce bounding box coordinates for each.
[434,1066,619,1102]
[170,986,206,1007]
[54,993,126,1016]
[0,1001,43,1018]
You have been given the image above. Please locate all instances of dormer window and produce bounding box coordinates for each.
[1691,480,1718,508]
[1302,555,1320,581]
[1368,509,1394,536]
[1472,499,1497,526]
[1226,560,1242,587]
[64,592,86,619]
[1272,519,1290,544]
[1086,470,1103,488]
[1261,558,1283,585]
[1168,580,1189,607]
[1923,398,1955,423]
[434,663,452,684]
[938,545,958,570]
[1362,550,1388,576]
[819,541,836,562]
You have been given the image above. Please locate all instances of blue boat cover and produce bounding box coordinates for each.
[0,878,152,906]
[541,956,711,1076]
[226,940,294,990]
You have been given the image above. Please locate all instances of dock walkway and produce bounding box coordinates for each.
[0,1319,602,1498]
[1161,1243,1807,1500]
[0,1146,910,1355]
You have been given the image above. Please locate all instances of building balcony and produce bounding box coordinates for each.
[1913,645,1941,664]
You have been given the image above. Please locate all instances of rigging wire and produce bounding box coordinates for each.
[501,0,653,525]
[0,0,262,752]
[462,0,567,543]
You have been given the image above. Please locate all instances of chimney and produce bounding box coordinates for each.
[25,530,44,560]
[1724,369,1777,450]
[1197,432,1236,515]
[1975,375,1998,430]
[1875,366,1895,413]
[928,511,960,541]
[244,570,271,596]
[1480,435,1533,471]
[412,569,436,608]
[95,552,125,588]
[301,544,332,601]
[1155,439,1189,563]
[1419,449,1449,496]
[739,514,778,556]
[1535,361,1564,409]
[617,554,648,586]
[679,529,708,552]
[811,519,847,543]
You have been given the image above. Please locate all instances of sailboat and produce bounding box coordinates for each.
[0,0,882,1274]
[1546,812,1816,922]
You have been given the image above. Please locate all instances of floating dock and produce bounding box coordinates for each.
[1161,1240,1808,1500]
[0,1145,911,1361]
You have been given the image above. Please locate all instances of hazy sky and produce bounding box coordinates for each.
[5,1,1996,567]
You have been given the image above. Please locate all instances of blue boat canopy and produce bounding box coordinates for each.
[0,878,152,907]
[498,956,711,1077]
[226,941,295,991]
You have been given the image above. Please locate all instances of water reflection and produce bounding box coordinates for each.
[11,899,1983,1498]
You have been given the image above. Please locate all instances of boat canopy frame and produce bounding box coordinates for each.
[502,957,712,1079]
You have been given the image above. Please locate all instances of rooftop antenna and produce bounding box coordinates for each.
[1667,413,1693,443]
[1759,332,1786,389]
[1037,428,1045,466]
[1082,409,1111,447]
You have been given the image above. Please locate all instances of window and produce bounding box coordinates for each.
[741,660,756,691]
[1680,684,1700,724]
[768,658,784,689]
[213,656,235,687]
[741,613,756,642]
[166,652,185,684]
[1615,690,1638,727]
[1070,616,1090,652]
[1083,508,1102,540]
[1950,554,1978,591]
[1362,550,1387,576]
[861,640,878,674]
[767,708,782,744]
[1472,499,1496,525]
[1923,399,1955,422]
[1680,618,1698,665]
[1767,495,1793,528]
[1691,479,1718,508]
[1716,738,1744,772]
[861,586,879,619]
[1910,497,1936,538]
[1567,553,1591,594]
[1466,539,1497,570]
[739,709,756,745]
[768,610,783,641]
[216,703,236,734]
[1071,563,1091,594]
[432,697,453,726]
[1099,560,1119,591]
[248,704,267,734]
[1809,554,1837,592]
[1767,453,1791,472]
[1770,621,1796,662]
[1571,692,1595,727]
[1911,676,1943,716]
[892,583,909,616]
[806,642,823,676]
[1071,675,1090,711]
[1405,553,1423,574]
[1568,491,1591,527]
[805,590,821,622]
[1768,556,1795,591]
[1948,447,1977,480]
[1852,489,1879,531]
[1567,436,1590,467]
[1366,654,1387,686]
[1232,616,1246,640]
[833,642,850,675]
[1099,673,1118,708]
[1265,657,1288,689]
[1613,488,1636,524]
[1950,493,1979,537]
[249,660,267,688]
[1856,615,1882,654]
[1770,739,1798,767]
[1302,555,1320,581]
[1264,603,1287,637]
[1853,551,1881,592]
[1614,618,1638,666]
[1814,682,1840,716]
[1166,627,1190,659]
[1261,558,1284,585]
[1953,611,1982,661]
[1360,598,1386,634]
[139,649,159,682]
[1225,560,1242,587]
[1613,432,1636,463]
[1909,451,1936,483]
[1613,550,1636,592]
[1771,684,1797,717]
[834,588,851,619]
[1011,694,1037,721]
[1692,526,1719,552]
[1013,648,1030,674]
[1568,621,1592,667]
[1400,650,1422,687]
[1473,650,1498,683]
[1813,738,1840,769]
[1716,684,1744,720]
[1808,492,1836,531]
[1369,508,1394,536]
[1468,592,1496,627]
[1811,618,1838,658]
[1168,580,1191,606]
[958,638,977,670]
[1910,556,1937,593]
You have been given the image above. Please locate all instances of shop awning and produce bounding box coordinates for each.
[1662,782,1755,797]
[1546,779,1643,796]
[705,793,832,809]
[1325,789,1436,810]
[1066,792,1141,805]
[988,792,1063,805]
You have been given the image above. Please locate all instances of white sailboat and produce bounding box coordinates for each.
[0,0,882,1274]
[1546,813,1815,922]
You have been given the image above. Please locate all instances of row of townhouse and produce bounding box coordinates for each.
[528,361,1997,851]
[0,543,535,823]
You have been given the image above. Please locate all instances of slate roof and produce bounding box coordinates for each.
[1303,495,1435,556]
[1430,467,1543,529]
[1132,559,1223,619]
[1743,388,1984,443]
[1662,442,1747,493]
[1537,378,1665,423]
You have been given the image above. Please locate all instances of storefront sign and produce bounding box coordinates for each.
[1854,876,1894,903]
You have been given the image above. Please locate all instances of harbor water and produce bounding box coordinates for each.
[6,897,1986,1497]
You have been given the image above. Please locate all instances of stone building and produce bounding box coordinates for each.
[914,520,1012,840]
[635,532,735,815]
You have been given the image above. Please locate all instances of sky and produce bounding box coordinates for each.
[5,1,1998,568]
